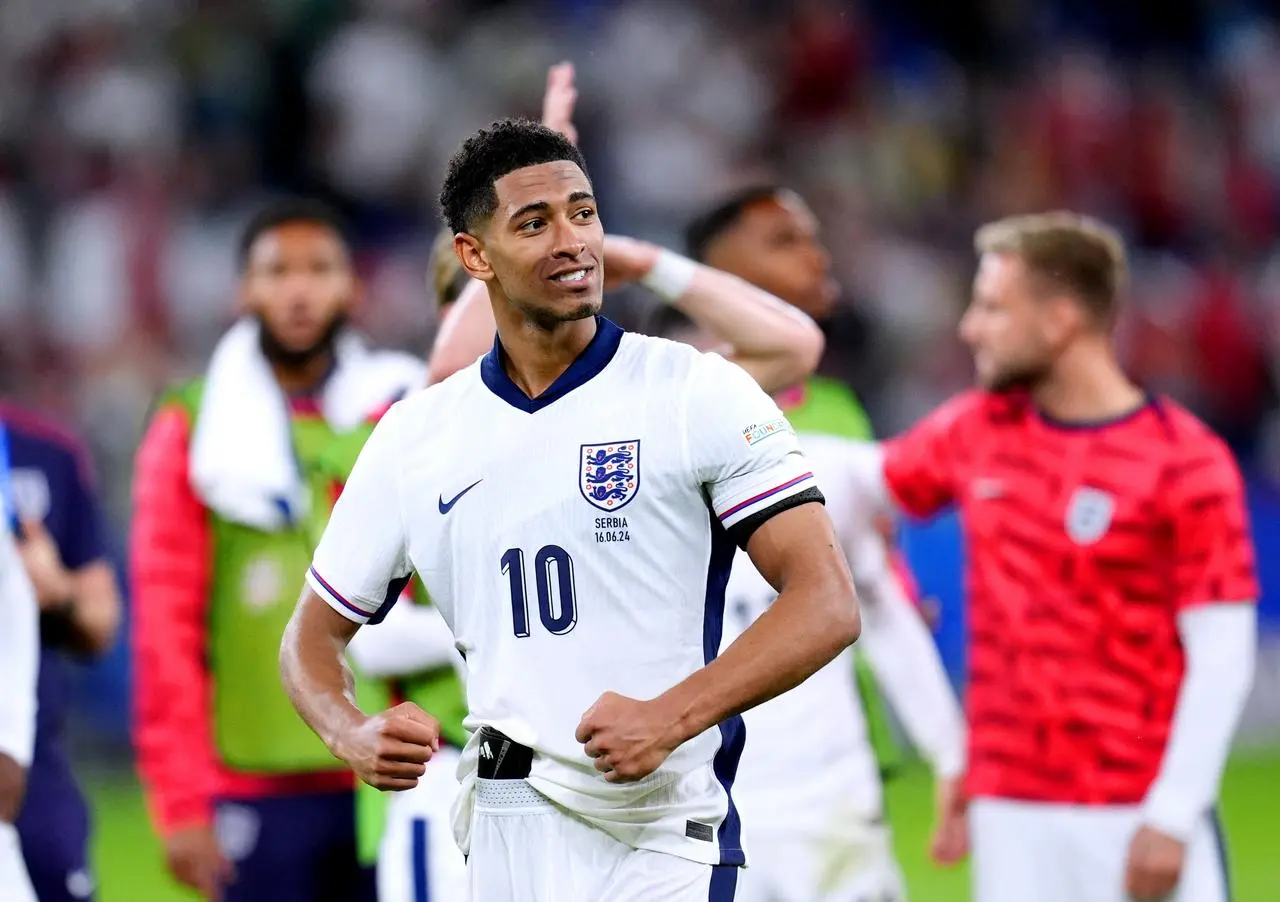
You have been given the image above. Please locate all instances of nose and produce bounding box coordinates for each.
[550,216,586,259]
[958,307,979,347]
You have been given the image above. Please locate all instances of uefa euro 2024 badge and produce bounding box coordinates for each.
[580,441,640,512]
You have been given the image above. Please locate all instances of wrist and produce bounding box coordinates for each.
[639,249,699,304]
[1140,785,1199,843]
[324,707,369,763]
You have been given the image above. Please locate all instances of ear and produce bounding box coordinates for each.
[455,233,495,283]
[1043,293,1083,345]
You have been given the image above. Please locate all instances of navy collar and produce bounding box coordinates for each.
[480,316,624,413]
[1035,394,1155,432]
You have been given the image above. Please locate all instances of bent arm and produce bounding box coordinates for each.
[44,561,121,657]
[649,252,824,393]
[657,503,860,746]
[1141,604,1256,840]
[853,532,964,779]
[280,589,367,753]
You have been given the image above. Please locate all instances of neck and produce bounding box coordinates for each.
[1031,335,1144,423]
[271,353,334,396]
[493,300,598,399]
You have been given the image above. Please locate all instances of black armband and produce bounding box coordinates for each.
[725,486,826,550]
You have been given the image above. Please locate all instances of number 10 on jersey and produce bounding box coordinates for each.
[501,545,578,637]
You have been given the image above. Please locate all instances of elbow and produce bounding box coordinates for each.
[764,321,824,394]
[823,579,862,651]
[796,317,825,375]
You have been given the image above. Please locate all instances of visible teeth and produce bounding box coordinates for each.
[555,269,588,283]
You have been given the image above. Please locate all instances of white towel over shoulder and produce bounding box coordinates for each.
[189,318,424,532]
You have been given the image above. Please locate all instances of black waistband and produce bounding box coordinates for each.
[475,726,533,780]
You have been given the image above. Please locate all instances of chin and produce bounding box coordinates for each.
[525,295,602,330]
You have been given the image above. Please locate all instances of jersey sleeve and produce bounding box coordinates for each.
[1166,436,1259,610]
[881,392,981,518]
[307,405,412,624]
[686,352,822,548]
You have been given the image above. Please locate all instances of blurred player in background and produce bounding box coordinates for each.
[323,230,475,902]
[0,517,40,902]
[0,404,121,902]
[131,199,423,902]
[845,212,1258,902]
[644,190,971,900]
[282,117,860,901]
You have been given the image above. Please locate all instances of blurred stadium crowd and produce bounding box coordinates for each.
[3,0,1280,542]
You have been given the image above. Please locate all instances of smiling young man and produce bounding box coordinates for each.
[280,118,861,902]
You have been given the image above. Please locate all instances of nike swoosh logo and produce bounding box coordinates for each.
[438,479,483,514]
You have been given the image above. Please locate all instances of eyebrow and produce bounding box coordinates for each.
[507,191,597,225]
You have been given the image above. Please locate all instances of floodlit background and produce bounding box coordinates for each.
[1,1,1278,899]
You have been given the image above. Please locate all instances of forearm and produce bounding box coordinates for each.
[1142,604,1257,840]
[856,556,964,778]
[346,600,458,678]
[427,279,493,385]
[42,563,121,656]
[280,591,367,754]
[650,255,823,393]
[660,566,859,747]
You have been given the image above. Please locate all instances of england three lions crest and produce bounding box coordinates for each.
[1065,486,1114,545]
[580,441,640,512]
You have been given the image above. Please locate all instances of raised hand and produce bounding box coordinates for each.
[542,61,579,146]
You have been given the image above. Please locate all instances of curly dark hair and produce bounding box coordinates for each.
[439,118,589,236]
[237,197,349,269]
[683,185,782,263]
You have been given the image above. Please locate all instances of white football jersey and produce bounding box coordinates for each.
[308,318,820,866]
[721,433,885,827]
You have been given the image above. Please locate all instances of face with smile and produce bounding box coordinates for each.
[456,160,604,331]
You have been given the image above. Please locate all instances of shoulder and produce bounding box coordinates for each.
[380,364,480,439]
[0,402,85,453]
[912,389,1020,436]
[614,332,706,381]
[1152,398,1243,489]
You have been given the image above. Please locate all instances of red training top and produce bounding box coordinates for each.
[882,390,1258,806]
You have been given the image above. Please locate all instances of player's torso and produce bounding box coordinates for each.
[402,334,720,766]
[722,434,881,816]
[953,399,1185,803]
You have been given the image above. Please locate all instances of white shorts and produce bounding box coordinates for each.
[0,822,36,902]
[737,808,906,900]
[971,798,1231,902]
[468,778,739,902]
[377,746,468,902]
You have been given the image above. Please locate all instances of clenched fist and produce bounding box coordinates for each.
[576,691,680,783]
[333,701,440,791]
